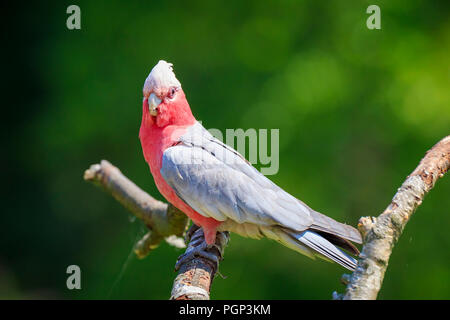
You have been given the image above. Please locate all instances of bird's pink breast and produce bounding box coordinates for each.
[140,121,222,244]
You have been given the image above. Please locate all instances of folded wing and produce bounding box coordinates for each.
[160,122,314,231]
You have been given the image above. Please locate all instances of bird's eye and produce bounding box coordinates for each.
[168,87,177,99]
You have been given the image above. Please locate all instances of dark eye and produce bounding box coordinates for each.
[168,87,177,99]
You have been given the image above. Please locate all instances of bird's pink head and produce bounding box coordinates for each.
[141,60,195,129]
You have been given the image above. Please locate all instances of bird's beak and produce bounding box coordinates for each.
[148,93,161,116]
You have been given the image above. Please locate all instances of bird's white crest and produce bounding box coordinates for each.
[143,60,181,96]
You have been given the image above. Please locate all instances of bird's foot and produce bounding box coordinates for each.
[175,241,219,271]
[175,229,229,272]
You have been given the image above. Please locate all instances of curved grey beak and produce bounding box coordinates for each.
[148,93,162,116]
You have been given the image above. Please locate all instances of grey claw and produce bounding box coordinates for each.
[174,241,220,271]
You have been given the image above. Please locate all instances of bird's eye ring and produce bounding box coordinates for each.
[168,87,177,99]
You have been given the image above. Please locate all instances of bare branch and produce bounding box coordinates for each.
[84,160,189,257]
[341,136,450,300]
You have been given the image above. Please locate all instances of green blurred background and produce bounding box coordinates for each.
[2,0,449,299]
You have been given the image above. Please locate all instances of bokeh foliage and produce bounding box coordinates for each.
[2,0,449,299]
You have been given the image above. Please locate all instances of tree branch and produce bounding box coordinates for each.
[83,160,227,299]
[170,228,229,300]
[84,160,188,257]
[338,136,450,300]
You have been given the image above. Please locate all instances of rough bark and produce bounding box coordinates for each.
[339,136,450,300]
[84,160,188,257]
[170,228,229,300]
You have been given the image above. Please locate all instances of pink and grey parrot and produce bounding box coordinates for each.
[139,60,362,271]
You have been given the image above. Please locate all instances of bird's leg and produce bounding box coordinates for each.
[175,228,229,272]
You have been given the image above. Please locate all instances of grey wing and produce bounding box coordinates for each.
[160,123,314,231]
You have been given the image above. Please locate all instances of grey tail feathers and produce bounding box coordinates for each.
[314,230,360,256]
[309,210,362,245]
[288,230,359,271]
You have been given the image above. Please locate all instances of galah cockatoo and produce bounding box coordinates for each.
[139,60,362,270]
